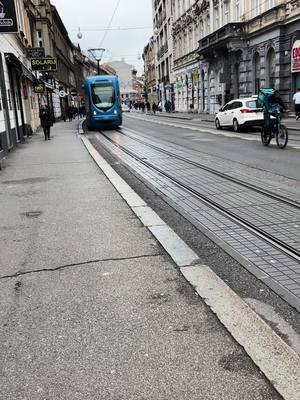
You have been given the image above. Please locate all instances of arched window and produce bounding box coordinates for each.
[253,52,260,94]
[266,48,276,88]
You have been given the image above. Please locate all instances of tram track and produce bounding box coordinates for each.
[116,127,300,208]
[99,130,300,262]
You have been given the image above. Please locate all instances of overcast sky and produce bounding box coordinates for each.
[51,0,153,74]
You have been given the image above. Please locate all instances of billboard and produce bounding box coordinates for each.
[291,40,300,73]
[0,0,19,34]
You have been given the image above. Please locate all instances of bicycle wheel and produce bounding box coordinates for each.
[261,127,272,146]
[276,124,288,149]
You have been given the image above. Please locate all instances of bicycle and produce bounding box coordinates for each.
[261,112,289,149]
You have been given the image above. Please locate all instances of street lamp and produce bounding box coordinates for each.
[88,48,105,75]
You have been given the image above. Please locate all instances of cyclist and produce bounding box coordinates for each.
[261,89,287,138]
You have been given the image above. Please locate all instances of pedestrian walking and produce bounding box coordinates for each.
[67,107,73,122]
[293,88,300,120]
[141,102,145,112]
[146,101,150,113]
[152,102,157,114]
[39,105,52,140]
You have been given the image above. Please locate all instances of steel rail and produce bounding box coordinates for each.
[100,131,300,261]
[116,128,300,209]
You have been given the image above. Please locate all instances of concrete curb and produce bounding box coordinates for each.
[78,119,85,135]
[81,134,300,400]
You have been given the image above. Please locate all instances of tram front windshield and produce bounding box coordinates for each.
[91,82,115,111]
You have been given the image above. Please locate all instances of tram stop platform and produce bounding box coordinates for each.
[0,120,299,400]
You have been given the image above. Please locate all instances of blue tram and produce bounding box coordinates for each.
[84,75,122,129]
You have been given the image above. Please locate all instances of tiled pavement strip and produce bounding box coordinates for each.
[122,125,300,204]
[89,132,300,311]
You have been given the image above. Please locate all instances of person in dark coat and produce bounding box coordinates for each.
[146,101,150,113]
[152,102,157,114]
[39,105,52,140]
[67,107,73,122]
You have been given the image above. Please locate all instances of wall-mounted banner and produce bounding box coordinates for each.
[0,0,19,33]
[31,58,57,71]
[291,40,300,73]
[26,47,45,59]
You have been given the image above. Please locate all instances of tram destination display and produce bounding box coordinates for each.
[0,0,19,33]
[31,58,57,71]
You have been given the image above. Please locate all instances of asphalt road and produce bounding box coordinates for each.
[122,113,300,180]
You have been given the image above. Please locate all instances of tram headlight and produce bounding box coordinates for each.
[93,110,97,116]
[113,110,118,115]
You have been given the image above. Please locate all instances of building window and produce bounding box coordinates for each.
[252,0,261,17]
[199,20,204,39]
[223,2,229,25]
[268,0,275,9]
[37,30,43,48]
[7,89,12,110]
[214,6,220,31]
[266,47,276,88]
[235,0,240,22]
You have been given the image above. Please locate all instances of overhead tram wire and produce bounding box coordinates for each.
[99,0,121,47]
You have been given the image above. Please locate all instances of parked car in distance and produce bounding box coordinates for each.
[215,98,263,132]
[121,103,130,112]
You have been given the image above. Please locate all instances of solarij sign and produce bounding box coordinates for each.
[0,0,19,34]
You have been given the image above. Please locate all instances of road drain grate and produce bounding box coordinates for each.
[24,211,42,218]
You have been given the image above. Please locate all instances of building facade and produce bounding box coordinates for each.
[197,0,300,114]
[0,0,40,164]
[153,0,174,109]
[143,36,158,106]
[0,0,88,164]
[156,0,300,114]
[105,60,144,103]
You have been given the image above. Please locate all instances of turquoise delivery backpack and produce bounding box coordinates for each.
[257,88,274,108]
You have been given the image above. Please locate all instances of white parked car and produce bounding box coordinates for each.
[215,98,263,132]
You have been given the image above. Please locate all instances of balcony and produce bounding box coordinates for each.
[198,23,245,57]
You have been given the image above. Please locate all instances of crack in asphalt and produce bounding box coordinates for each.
[0,253,163,280]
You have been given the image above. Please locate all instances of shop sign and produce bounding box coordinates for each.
[31,58,57,71]
[26,47,45,59]
[291,40,300,73]
[0,0,18,33]
[33,82,45,94]
[70,90,78,96]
